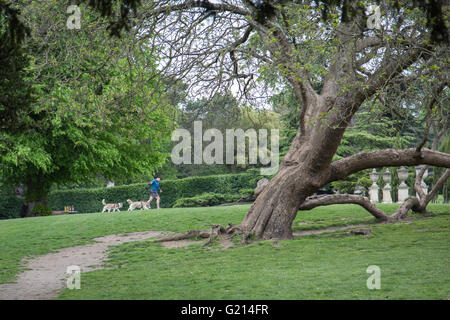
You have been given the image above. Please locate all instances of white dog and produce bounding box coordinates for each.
[101,199,123,213]
[127,199,150,211]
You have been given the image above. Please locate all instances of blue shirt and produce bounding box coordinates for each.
[150,179,160,192]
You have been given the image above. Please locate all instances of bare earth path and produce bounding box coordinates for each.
[0,230,168,300]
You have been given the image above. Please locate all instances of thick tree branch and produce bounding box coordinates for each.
[329,148,450,183]
[414,165,428,202]
[391,197,421,220]
[416,81,447,152]
[355,36,383,51]
[299,194,391,221]
[363,45,428,98]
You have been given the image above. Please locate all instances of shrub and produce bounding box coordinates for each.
[33,204,52,216]
[238,188,256,201]
[173,192,242,208]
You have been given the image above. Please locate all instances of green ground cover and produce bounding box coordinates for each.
[0,204,448,299]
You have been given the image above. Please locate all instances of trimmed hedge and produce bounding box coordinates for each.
[47,172,262,213]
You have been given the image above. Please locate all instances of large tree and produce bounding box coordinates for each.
[131,0,450,240]
[78,0,449,239]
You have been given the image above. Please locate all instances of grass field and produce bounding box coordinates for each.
[0,204,449,299]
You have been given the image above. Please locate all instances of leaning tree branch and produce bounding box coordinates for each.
[414,165,428,202]
[391,197,421,220]
[328,148,450,183]
[362,44,428,99]
[416,81,447,152]
[299,194,391,221]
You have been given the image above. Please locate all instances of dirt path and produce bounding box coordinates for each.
[0,230,168,300]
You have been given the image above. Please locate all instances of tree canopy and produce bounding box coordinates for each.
[0,1,175,216]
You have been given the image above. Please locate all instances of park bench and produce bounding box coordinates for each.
[64,206,78,214]
[52,206,78,215]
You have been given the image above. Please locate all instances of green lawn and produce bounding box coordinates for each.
[0,204,449,299]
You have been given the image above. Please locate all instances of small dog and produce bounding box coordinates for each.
[101,199,123,213]
[127,199,150,211]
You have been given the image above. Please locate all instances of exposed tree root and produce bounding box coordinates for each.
[155,223,244,247]
[154,230,210,242]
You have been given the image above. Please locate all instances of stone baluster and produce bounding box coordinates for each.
[397,166,409,203]
[369,169,379,203]
[382,169,393,203]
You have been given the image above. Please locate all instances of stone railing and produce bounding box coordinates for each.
[367,165,428,203]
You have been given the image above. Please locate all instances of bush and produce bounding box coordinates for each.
[33,204,52,216]
[173,192,242,208]
[238,188,256,201]
[173,187,258,208]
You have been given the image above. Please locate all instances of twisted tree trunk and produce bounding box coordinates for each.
[240,93,352,239]
[239,90,450,240]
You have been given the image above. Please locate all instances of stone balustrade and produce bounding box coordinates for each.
[367,166,428,203]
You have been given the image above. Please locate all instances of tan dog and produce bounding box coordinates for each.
[127,199,150,211]
[101,199,123,213]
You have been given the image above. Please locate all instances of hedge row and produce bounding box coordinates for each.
[0,171,263,218]
[47,171,262,213]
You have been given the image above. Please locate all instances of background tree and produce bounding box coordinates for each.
[0,1,175,216]
[160,91,280,178]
